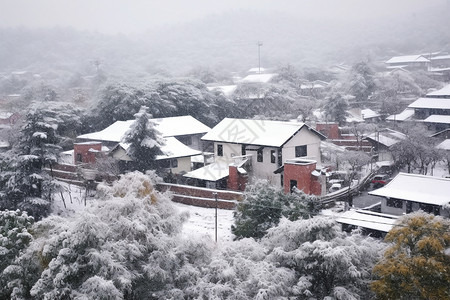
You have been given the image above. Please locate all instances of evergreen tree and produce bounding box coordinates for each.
[232,180,321,240]
[0,109,62,219]
[122,106,164,173]
[323,92,348,125]
[264,217,384,299]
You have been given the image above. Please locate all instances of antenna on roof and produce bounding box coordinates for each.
[257,41,263,74]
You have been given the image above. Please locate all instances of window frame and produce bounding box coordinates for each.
[295,145,307,158]
[257,148,263,162]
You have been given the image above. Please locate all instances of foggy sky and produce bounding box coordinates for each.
[0,0,446,35]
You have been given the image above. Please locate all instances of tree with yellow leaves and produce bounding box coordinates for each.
[371,212,450,300]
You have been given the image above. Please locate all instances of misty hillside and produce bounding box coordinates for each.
[0,5,449,78]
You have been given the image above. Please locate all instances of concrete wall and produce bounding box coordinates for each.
[170,156,192,174]
[249,146,281,186]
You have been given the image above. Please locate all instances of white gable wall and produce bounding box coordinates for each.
[282,127,322,165]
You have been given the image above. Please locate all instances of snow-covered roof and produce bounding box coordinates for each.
[300,83,326,89]
[369,172,450,206]
[113,137,201,161]
[408,98,450,110]
[385,55,430,64]
[157,137,202,160]
[346,108,380,123]
[430,54,450,60]
[154,116,211,137]
[361,109,380,119]
[207,85,237,96]
[426,84,450,97]
[336,210,398,233]
[78,120,134,142]
[364,129,406,147]
[201,118,324,147]
[0,140,10,148]
[436,139,450,150]
[0,112,13,119]
[248,67,267,73]
[183,161,230,181]
[423,115,450,124]
[240,73,277,83]
[78,116,211,142]
[386,108,415,121]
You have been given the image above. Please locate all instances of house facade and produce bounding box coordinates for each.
[184,118,326,193]
[74,115,209,175]
[408,84,450,132]
[385,55,430,70]
[337,172,450,237]
[363,128,406,162]
[369,173,450,218]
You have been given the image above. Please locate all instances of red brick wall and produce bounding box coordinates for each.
[310,177,322,195]
[157,183,243,201]
[227,165,248,191]
[283,161,322,195]
[73,142,102,164]
[316,123,341,139]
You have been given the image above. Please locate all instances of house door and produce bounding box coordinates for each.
[290,180,297,193]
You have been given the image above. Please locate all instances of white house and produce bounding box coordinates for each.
[369,173,450,218]
[363,128,406,162]
[385,54,430,70]
[337,173,450,237]
[408,84,450,131]
[75,115,210,174]
[78,115,211,151]
[184,118,325,189]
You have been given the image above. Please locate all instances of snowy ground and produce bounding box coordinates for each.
[52,180,236,242]
[173,202,235,243]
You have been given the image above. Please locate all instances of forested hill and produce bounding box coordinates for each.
[0,5,449,77]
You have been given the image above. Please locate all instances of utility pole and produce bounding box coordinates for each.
[257,41,263,74]
[213,192,218,243]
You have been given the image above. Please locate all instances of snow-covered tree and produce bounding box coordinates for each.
[0,210,34,298]
[372,213,450,300]
[122,106,164,173]
[264,216,385,299]
[232,180,321,240]
[187,238,296,299]
[323,92,348,125]
[0,108,63,219]
[2,171,211,299]
[347,61,376,106]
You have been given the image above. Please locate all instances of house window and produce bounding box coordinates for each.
[170,159,178,168]
[386,198,403,209]
[257,149,263,162]
[419,203,440,215]
[277,150,282,166]
[295,145,307,157]
[271,150,276,163]
[76,153,82,163]
[241,145,246,155]
[217,144,223,157]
